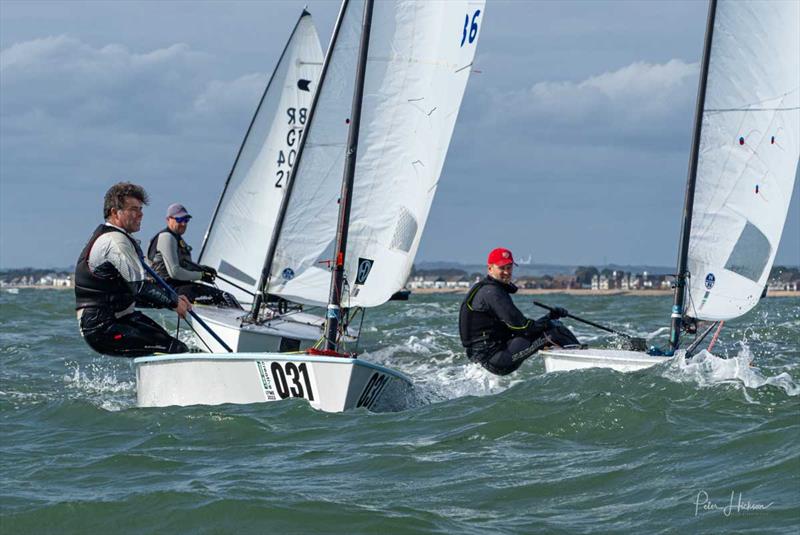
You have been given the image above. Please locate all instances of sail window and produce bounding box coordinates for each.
[219,260,257,286]
[723,221,772,282]
[390,207,418,253]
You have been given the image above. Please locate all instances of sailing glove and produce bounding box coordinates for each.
[548,307,569,320]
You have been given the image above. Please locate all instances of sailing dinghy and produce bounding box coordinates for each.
[187,11,332,353]
[135,0,484,411]
[542,0,800,373]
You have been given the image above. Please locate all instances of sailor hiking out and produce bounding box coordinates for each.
[459,248,581,375]
[147,203,239,308]
[75,183,192,357]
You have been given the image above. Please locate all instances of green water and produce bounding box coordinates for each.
[1,289,798,534]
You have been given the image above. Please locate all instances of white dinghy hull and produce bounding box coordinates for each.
[541,348,671,374]
[134,352,412,413]
[188,305,358,354]
[189,305,322,353]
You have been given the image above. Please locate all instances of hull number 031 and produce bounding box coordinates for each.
[356,372,390,409]
[271,361,315,401]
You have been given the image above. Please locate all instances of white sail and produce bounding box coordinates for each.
[268,0,485,307]
[686,0,800,321]
[198,13,323,304]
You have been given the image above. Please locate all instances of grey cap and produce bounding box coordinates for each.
[166,203,191,219]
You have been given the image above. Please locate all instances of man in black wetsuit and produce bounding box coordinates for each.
[75,183,192,357]
[147,203,238,308]
[459,247,581,375]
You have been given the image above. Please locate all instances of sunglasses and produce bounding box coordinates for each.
[172,216,191,223]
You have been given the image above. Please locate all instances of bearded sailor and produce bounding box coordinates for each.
[75,182,192,357]
[459,247,581,375]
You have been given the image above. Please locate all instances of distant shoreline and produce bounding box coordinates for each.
[410,287,799,297]
[3,285,798,298]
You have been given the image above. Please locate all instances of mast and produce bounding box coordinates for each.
[199,10,310,263]
[251,4,347,319]
[669,0,717,353]
[324,0,374,351]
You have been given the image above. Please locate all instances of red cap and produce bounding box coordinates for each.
[487,247,514,266]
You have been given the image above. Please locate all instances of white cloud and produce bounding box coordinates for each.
[475,59,699,147]
[0,35,270,262]
[0,35,262,138]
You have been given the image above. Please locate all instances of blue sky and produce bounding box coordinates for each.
[1,0,798,269]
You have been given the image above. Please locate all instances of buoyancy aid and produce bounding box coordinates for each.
[459,277,515,348]
[147,228,196,279]
[75,225,141,312]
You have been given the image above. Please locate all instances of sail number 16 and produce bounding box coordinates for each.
[460,10,481,47]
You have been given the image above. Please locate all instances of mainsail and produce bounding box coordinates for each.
[198,12,323,304]
[684,0,800,321]
[265,0,484,308]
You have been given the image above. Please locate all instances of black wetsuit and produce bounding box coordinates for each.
[147,228,239,308]
[459,276,580,375]
[75,224,189,357]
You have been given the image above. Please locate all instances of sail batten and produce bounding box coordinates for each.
[685,0,800,322]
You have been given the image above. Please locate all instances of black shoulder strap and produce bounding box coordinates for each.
[147,228,171,260]
[465,279,491,311]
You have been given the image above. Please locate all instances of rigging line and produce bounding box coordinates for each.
[706,106,800,112]
[183,314,214,353]
[352,307,366,354]
[705,86,800,111]
[707,321,724,352]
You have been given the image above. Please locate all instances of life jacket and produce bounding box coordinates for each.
[74,224,142,312]
[147,228,194,280]
[458,277,513,348]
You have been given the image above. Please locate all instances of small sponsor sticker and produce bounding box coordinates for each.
[705,273,715,290]
[256,361,277,401]
[355,258,374,285]
[282,267,295,281]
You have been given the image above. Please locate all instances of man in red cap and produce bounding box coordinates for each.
[458,247,580,375]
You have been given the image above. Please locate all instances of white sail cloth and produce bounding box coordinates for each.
[267,0,485,307]
[198,14,323,304]
[686,0,800,321]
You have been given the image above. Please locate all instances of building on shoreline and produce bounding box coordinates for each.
[0,271,74,288]
[404,265,800,294]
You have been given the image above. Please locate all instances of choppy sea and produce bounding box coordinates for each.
[1,288,798,534]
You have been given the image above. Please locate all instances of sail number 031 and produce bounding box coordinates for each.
[460,10,481,47]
